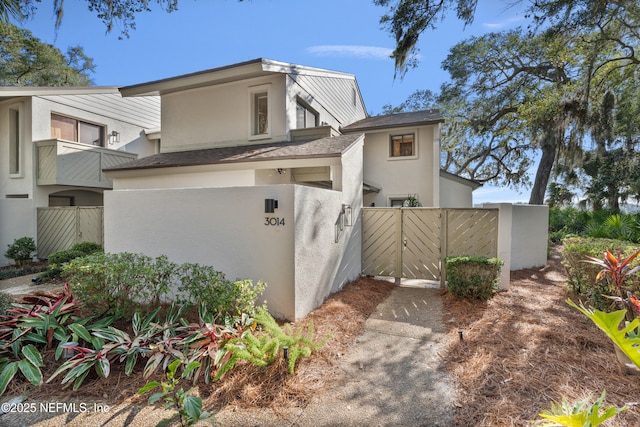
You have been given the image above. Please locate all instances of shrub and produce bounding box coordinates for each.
[0,292,14,316]
[62,252,176,317]
[0,265,46,281]
[561,237,640,310]
[445,256,503,300]
[69,241,103,255]
[175,263,266,322]
[42,242,104,281]
[4,237,36,264]
[62,253,266,320]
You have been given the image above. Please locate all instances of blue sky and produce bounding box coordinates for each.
[20,0,532,203]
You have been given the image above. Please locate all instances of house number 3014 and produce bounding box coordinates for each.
[264,217,285,226]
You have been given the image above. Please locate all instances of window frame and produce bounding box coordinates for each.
[295,98,319,129]
[248,84,271,140]
[388,133,417,159]
[51,113,106,147]
[8,105,23,178]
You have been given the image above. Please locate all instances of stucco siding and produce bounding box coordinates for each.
[0,198,34,265]
[363,125,437,207]
[161,76,287,152]
[105,186,297,320]
[293,139,363,319]
[439,175,473,208]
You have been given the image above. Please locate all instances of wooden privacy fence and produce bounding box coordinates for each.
[36,207,103,259]
[362,207,498,285]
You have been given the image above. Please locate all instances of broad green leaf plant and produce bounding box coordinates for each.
[536,390,626,427]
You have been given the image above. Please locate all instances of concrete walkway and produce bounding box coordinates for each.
[0,284,456,427]
[215,285,456,426]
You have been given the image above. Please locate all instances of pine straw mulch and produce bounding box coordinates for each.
[7,249,640,425]
[7,276,396,414]
[443,246,640,427]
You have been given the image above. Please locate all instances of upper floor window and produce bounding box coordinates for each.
[254,92,268,135]
[9,107,21,176]
[51,113,105,147]
[390,134,415,158]
[296,100,318,129]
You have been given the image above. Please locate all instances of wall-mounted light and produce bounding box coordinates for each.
[342,204,353,227]
[110,130,120,144]
[265,199,278,213]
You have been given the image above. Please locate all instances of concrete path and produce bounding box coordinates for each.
[0,284,456,427]
[215,285,456,426]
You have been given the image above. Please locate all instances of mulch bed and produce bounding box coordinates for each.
[5,250,640,426]
[443,246,640,426]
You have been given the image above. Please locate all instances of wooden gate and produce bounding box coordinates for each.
[362,208,498,284]
[36,207,104,258]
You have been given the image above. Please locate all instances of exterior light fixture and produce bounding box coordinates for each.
[110,130,120,144]
[342,204,353,226]
[265,199,278,213]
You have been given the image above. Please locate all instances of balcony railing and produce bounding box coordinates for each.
[36,139,137,189]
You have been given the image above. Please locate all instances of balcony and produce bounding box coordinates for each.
[36,139,137,189]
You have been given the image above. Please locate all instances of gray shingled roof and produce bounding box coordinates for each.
[103,134,363,172]
[341,110,443,132]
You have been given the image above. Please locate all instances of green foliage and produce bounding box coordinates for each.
[138,359,212,427]
[0,21,94,85]
[63,253,265,320]
[536,390,627,427]
[444,256,503,300]
[4,237,36,263]
[62,253,175,318]
[568,299,640,369]
[0,292,13,316]
[221,308,329,377]
[0,287,78,395]
[175,263,266,322]
[0,265,46,281]
[402,194,422,207]
[561,237,640,310]
[42,242,103,281]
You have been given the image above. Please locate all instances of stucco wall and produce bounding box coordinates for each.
[510,204,549,270]
[362,125,438,207]
[439,176,473,208]
[105,186,297,319]
[0,198,35,265]
[483,203,549,286]
[293,140,363,319]
[161,76,287,152]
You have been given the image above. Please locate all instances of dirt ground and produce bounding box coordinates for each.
[443,246,640,426]
[2,247,640,426]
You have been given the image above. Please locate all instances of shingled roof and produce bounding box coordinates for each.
[103,134,364,172]
[341,110,443,132]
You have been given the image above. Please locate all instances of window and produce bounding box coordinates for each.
[390,134,415,157]
[249,84,271,139]
[9,108,20,175]
[51,113,105,146]
[296,100,318,129]
[254,92,268,135]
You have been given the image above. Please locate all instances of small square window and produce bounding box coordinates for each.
[390,134,415,157]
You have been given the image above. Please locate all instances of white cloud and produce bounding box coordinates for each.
[481,16,524,30]
[306,45,393,60]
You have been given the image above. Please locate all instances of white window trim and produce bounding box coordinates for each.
[8,103,23,179]
[387,132,418,161]
[248,83,272,141]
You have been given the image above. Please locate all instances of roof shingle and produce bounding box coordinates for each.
[103,134,363,172]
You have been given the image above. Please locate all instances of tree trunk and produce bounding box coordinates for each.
[529,135,557,205]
